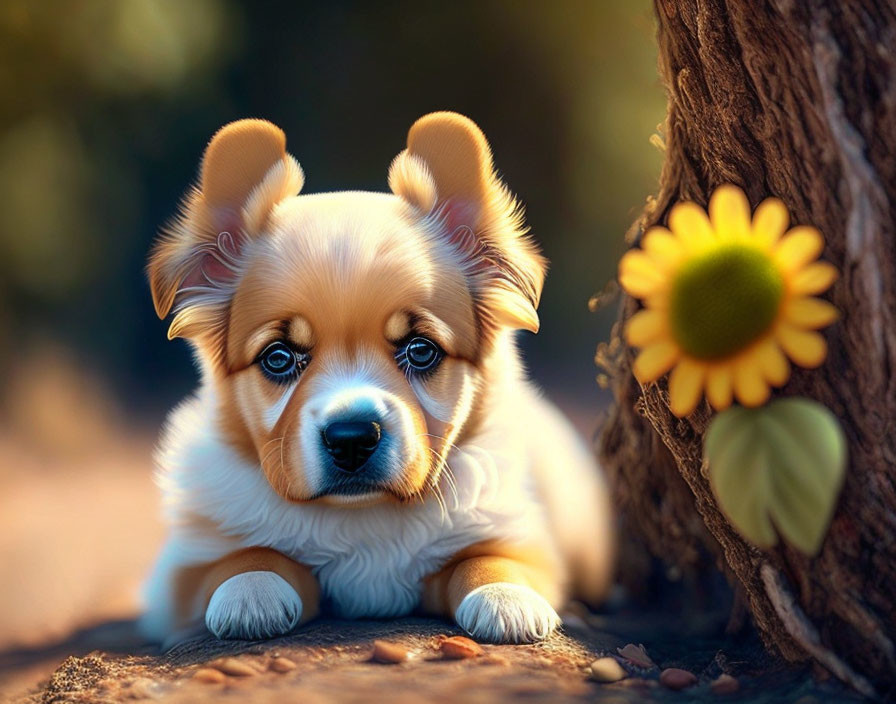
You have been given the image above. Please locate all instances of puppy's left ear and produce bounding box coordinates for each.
[148,119,303,355]
[389,112,546,333]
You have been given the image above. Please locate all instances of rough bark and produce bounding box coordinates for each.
[599,0,896,696]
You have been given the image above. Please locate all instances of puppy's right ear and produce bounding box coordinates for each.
[148,119,303,350]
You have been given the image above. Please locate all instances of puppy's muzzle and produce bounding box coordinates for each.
[321,420,381,473]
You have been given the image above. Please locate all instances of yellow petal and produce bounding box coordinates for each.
[784,297,839,329]
[633,341,680,383]
[752,197,789,249]
[773,226,824,274]
[790,261,838,295]
[619,249,665,298]
[777,324,828,368]
[705,365,734,411]
[642,227,685,270]
[668,202,715,252]
[733,355,771,407]
[709,184,750,242]
[624,309,667,347]
[668,358,706,417]
[755,337,791,386]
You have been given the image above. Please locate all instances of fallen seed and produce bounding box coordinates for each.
[211,657,258,677]
[371,639,411,663]
[440,636,484,659]
[711,673,739,695]
[192,668,226,684]
[589,657,627,683]
[660,667,698,690]
[617,643,656,669]
[270,657,297,673]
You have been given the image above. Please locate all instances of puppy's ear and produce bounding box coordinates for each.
[389,112,546,333]
[148,119,303,354]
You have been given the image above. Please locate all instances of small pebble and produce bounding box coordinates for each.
[711,674,739,695]
[617,643,656,669]
[192,668,226,684]
[589,657,627,683]
[440,636,484,659]
[371,639,412,664]
[660,667,698,690]
[211,657,258,677]
[270,656,297,673]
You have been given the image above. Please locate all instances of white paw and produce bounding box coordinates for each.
[454,582,560,643]
[205,571,302,640]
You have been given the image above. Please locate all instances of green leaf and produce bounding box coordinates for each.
[704,398,847,555]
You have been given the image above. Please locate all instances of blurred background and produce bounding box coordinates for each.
[0,0,665,669]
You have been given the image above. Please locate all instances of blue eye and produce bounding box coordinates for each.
[258,342,308,383]
[398,336,443,374]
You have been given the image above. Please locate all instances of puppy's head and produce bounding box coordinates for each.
[149,113,545,505]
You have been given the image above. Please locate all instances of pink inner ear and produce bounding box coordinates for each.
[438,197,498,277]
[440,197,480,237]
[178,209,247,296]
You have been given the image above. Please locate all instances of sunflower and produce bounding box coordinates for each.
[618,184,838,417]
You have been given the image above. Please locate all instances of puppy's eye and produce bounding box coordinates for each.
[258,342,309,383]
[397,336,443,374]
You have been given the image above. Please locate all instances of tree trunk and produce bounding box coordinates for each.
[599,0,896,697]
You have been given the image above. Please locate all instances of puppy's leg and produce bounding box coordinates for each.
[423,542,563,643]
[177,547,320,641]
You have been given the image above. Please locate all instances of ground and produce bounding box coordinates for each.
[2,605,864,703]
[0,370,867,703]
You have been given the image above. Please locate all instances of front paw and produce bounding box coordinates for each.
[205,571,302,640]
[454,582,560,643]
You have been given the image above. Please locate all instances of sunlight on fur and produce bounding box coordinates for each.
[141,112,615,646]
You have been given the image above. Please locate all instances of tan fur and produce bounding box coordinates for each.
[421,539,564,616]
[145,113,614,644]
[288,316,314,349]
[394,112,547,335]
[173,547,319,629]
[201,120,287,212]
[217,223,470,500]
[147,119,304,366]
[384,311,411,342]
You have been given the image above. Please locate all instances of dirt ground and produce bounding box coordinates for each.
[0,367,868,703]
[1,601,864,703]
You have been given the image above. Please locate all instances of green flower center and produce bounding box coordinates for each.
[669,244,784,360]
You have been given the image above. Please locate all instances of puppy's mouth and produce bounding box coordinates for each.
[307,465,433,505]
[321,475,391,497]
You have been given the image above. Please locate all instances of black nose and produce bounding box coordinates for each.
[322,421,381,472]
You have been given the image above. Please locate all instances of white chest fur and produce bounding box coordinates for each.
[153,394,545,620]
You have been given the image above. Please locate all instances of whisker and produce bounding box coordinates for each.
[260,436,285,466]
[418,432,463,507]
[424,447,450,520]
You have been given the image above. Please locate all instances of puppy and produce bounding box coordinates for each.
[140,112,614,646]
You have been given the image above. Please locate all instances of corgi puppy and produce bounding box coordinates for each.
[140,112,614,646]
